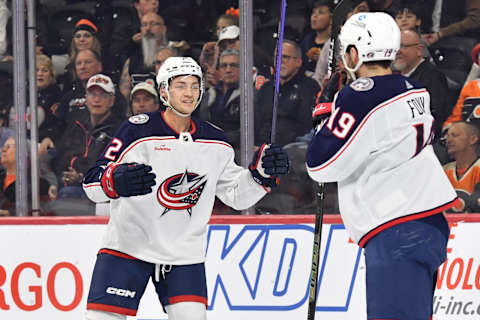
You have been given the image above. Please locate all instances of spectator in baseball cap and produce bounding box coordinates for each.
[130,80,160,115]
[53,74,125,204]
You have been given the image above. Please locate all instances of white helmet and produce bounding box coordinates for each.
[339,12,400,75]
[156,56,204,117]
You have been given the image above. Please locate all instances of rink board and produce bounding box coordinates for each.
[0,214,479,320]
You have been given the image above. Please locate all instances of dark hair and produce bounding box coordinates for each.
[364,60,392,69]
[283,39,302,58]
[394,3,423,20]
[312,0,332,12]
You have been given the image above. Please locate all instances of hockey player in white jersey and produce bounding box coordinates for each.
[306,13,458,319]
[82,57,289,320]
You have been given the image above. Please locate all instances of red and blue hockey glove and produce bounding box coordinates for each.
[249,143,289,189]
[101,163,156,198]
[312,102,332,128]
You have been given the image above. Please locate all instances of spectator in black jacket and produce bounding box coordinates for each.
[255,40,320,146]
[35,55,63,155]
[393,29,449,138]
[54,74,125,199]
[197,49,241,149]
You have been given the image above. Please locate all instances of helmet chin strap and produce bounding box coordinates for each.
[168,105,191,118]
[341,54,362,81]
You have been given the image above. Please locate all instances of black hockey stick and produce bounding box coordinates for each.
[270,0,287,143]
[307,1,355,319]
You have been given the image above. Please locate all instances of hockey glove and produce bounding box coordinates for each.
[312,102,332,128]
[101,163,156,198]
[249,143,289,189]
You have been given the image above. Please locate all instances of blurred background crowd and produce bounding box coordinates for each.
[1,0,480,216]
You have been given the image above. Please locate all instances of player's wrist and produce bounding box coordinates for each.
[101,163,120,199]
[249,143,289,190]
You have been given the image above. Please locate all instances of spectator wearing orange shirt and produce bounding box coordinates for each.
[444,121,480,212]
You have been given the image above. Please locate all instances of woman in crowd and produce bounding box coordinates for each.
[0,137,54,216]
[35,54,63,156]
[61,19,103,92]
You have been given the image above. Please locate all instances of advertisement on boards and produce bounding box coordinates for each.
[0,217,478,319]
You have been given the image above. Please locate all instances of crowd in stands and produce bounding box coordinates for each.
[0,0,480,215]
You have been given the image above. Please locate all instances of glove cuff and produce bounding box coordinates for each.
[101,163,120,199]
[249,143,269,178]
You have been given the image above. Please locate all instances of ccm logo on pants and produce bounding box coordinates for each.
[106,287,136,298]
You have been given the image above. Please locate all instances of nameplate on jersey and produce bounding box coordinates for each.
[350,77,374,92]
[179,132,193,142]
[128,114,149,124]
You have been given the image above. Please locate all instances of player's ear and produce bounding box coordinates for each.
[345,46,358,67]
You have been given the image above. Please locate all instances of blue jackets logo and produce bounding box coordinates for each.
[157,170,207,215]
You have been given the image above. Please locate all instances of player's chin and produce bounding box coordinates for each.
[179,104,196,113]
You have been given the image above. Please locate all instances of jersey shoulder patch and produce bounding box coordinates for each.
[128,114,149,124]
[350,77,374,92]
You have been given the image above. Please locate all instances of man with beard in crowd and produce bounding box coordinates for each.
[110,0,159,61]
[119,12,168,100]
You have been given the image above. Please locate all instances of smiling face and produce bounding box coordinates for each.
[161,75,200,115]
[393,30,422,74]
[85,86,114,118]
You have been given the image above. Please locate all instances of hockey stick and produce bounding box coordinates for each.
[307,1,355,319]
[270,0,287,143]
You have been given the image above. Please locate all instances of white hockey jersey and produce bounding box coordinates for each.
[83,111,267,264]
[306,74,457,247]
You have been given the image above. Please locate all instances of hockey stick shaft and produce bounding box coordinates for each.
[307,182,325,320]
[270,0,287,143]
[308,1,356,319]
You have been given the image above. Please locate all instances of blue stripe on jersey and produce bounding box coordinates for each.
[306,74,425,168]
